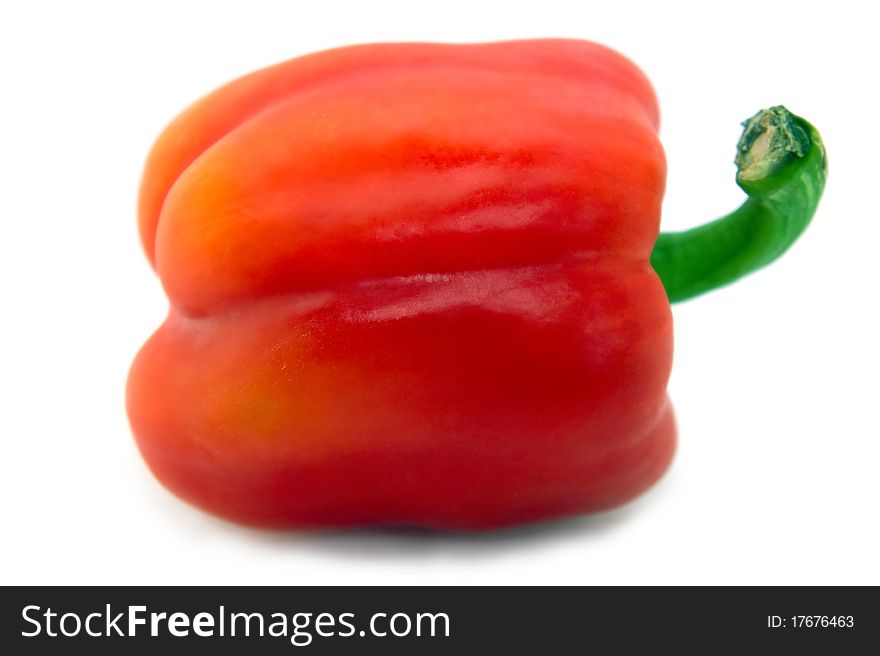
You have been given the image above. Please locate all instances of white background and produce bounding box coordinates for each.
[2,0,878,585]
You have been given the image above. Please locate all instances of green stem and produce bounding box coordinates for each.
[650,106,826,303]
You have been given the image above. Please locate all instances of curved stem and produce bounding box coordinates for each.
[650,106,827,303]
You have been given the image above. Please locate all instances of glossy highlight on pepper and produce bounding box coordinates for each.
[127,40,825,530]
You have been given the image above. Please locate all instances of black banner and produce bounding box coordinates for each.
[1,586,876,653]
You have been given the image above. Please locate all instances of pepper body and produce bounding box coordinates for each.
[128,40,675,529]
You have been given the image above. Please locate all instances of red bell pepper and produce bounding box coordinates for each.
[128,40,825,529]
